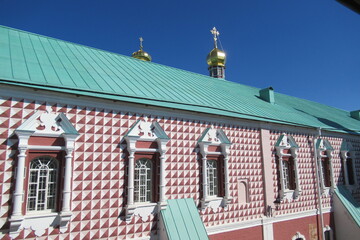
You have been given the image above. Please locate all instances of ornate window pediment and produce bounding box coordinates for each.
[125,116,169,141]
[124,117,169,222]
[198,126,232,211]
[275,134,301,201]
[316,139,335,195]
[275,134,299,149]
[340,140,358,189]
[9,107,79,238]
[16,107,78,137]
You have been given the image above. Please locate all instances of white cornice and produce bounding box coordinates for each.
[1,84,360,140]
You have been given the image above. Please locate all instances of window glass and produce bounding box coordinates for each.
[207,160,218,196]
[134,158,152,202]
[321,158,331,187]
[27,156,58,212]
[324,230,331,240]
[347,159,355,185]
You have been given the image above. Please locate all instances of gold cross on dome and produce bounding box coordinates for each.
[210,27,220,48]
[139,37,144,50]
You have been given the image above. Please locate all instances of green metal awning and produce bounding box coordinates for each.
[160,198,209,240]
[335,186,360,227]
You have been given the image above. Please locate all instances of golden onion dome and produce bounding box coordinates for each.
[206,47,226,67]
[131,37,152,62]
[132,49,152,62]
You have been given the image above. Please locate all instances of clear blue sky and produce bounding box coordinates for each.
[1,0,359,111]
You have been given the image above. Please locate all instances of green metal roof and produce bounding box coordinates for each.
[160,198,209,240]
[335,186,360,227]
[1,25,360,134]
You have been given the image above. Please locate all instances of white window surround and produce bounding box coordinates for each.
[198,126,232,211]
[275,134,301,201]
[124,117,169,222]
[340,141,358,191]
[316,139,335,195]
[291,231,306,240]
[8,108,79,238]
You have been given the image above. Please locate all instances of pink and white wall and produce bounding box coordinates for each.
[0,86,359,240]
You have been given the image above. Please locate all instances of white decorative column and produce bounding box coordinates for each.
[223,156,229,200]
[202,156,208,201]
[59,133,78,233]
[291,148,301,199]
[341,152,349,186]
[12,147,27,217]
[277,154,286,199]
[221,143,231,205]
[159,154,166,203]
[157,138,168,210]
[128,151,135,206]
[62,149,72,213]
[9,131,32,237]
[328,150,335,193]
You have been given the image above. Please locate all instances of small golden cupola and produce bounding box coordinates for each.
[132,37,152,61]
[207,27,226,78]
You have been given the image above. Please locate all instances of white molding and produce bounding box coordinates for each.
[207,208,332,236]
[27,145,65,151]
[2,85,360,140]
[207,218,263,235]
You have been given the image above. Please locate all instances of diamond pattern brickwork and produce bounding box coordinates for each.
[269,131,360,215]
[0,96,359,239]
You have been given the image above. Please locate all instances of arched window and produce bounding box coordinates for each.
[207,160,219,197]
[27,156,59,212]
[134,158,153,203]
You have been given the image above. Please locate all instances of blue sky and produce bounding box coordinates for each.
[0,0,359,111]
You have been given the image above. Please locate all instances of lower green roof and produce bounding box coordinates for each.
[0,25,360,134]
[160,198,208,240]
[335,185,360,227]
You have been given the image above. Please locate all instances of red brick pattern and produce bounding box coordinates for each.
[0,96,359,239]
[0,97,265,239]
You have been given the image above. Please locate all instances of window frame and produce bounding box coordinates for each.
[340,149,358,189]
[22,151,65,216]
[133,156,158,203]
[26,154,61,214]
[206,157,225,198]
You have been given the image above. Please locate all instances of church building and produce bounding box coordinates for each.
[0,25,359,240]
